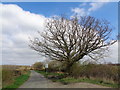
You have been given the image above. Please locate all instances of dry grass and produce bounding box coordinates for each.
[2,65,30,88]
[0,65,2,89]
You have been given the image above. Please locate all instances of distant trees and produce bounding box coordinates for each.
[32,62,44,70]
[48,61,62,72]
[29,16,116,73]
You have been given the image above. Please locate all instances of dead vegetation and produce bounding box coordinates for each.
[2,65,30,88]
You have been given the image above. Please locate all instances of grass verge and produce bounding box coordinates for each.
[57,77,119,88]
[2,71,31,90]
[36,70,119,88]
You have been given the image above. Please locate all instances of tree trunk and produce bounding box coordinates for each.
[64,62,74,75]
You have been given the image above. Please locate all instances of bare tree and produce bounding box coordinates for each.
[29,16,116,72]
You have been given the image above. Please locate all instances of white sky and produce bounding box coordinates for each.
[1,4,118,65]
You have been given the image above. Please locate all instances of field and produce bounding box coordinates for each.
[0,65,2,89]
[2,65,30,89]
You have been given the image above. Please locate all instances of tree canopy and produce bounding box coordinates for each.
[29,16,116,72]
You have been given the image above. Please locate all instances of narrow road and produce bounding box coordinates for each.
[19,70,109,88]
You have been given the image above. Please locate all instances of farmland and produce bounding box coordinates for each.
[2,65,30,89]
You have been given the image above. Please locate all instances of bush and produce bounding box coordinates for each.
[32,62,44,70]
[48,61,62,72]
[69,63,119,83]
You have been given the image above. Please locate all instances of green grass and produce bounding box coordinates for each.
[36,70,119,88]
[2,71,30,90]
[57,77,119,88]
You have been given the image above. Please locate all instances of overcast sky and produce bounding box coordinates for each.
[1,2,118,65]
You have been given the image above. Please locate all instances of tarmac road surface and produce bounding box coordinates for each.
[18,70,110,88]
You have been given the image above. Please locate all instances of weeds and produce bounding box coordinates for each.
[2,65,30,88]
[2,71,30,89]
